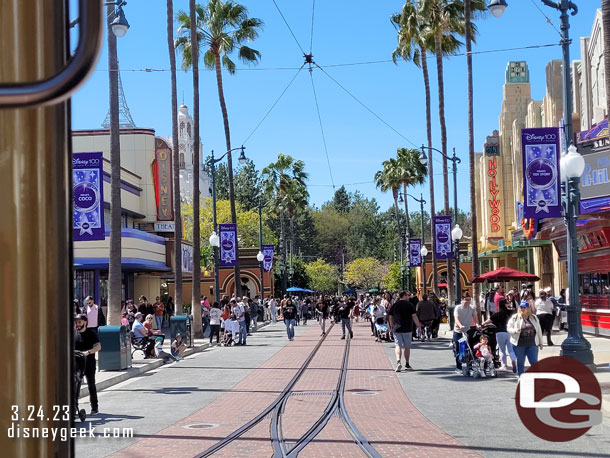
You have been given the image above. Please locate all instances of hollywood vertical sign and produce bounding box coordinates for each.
[488,156,501,233]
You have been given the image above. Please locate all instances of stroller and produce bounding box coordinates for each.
[73,351,87,422]
[374,316,392,342]
[457,324,499,379]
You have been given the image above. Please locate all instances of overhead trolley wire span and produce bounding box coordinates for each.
[271,0,307,56]
[309,70,336,191]
[241,63,306,145]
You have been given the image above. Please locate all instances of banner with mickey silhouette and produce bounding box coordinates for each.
[409,238,421,267]
[522,127,561,218]
[73,152,105,241]
[219,223,238,267]
[433,215,452,259]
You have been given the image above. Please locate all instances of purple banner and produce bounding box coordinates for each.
[219,223,238,267]
[433,215,452,259]
[522,127,561,218]
[262,245,274,272]
[409,238,421,267]
[73,152,105,241]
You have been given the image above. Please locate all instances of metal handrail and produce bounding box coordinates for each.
[0,0,104,108]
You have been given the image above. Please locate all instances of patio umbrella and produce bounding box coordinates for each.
[471,266,540,283]
[286,286,304,292]
[344,289,356,294]
[368,288,379,293]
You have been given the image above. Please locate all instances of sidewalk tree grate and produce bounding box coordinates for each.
[184,423,219,430]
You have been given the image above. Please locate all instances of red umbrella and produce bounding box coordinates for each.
[471,266,539,283]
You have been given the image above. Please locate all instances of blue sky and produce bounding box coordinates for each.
[71,0,601,212]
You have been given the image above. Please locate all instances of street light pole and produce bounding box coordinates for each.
[487,0,593,367]
[420,145,461,304]
[408,193,427,294]
[207,146,247,303]
[257,200,266,300]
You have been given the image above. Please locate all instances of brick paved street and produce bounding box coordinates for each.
[76,319,610,458]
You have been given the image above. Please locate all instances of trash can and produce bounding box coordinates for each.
[97,325,131,370]
[170,315,192,347]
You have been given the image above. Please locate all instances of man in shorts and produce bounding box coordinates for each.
[388,291,422,372]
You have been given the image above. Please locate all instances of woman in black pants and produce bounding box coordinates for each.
[209,302,222,345]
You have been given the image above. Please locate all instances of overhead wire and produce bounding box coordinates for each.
[313,63,419,148]
[241,63,306,145]
[528,0,563,38]
[309,70,336,191]
[271,0,306,56]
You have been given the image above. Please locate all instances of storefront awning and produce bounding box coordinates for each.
[74,257,171,272]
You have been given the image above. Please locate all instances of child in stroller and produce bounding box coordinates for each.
[457,324,499,378]
[374,316,392,342]
[73,351,87,422]
[473,335,494,378]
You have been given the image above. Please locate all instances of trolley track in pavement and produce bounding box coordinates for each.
[196,322,380,458]
[195,323,335,458]
[271,332,381,458]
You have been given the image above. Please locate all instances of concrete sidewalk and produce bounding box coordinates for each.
[439,322,610,417]
[80,320,272,399]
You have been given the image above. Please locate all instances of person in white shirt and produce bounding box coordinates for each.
[534,290,555,346]
[232,299,247,345]
[270,298,277,323]
[209,302,222,345]
[85,296,99,332]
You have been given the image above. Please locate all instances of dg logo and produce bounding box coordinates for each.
[516,356,602,441]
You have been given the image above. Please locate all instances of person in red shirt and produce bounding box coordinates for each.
[493,285,505,314]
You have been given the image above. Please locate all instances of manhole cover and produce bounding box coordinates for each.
[185,423,220,430]
[352,391,379,396]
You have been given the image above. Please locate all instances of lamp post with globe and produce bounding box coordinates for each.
[207,147,247,302]
[451,224,464,304]
[407,193,428,294]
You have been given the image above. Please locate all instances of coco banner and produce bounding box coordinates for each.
[433,215,453,259]
[73,152,105,241]
[219,223,238,267]
[262,244,274,272]
[409,238,421,267]
[521,127,561,218]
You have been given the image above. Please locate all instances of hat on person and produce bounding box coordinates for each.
[75,313,88,322]
[135,312,143,318]
[519,301,530,308]
[155,336,163,342]
[175,333,182,338]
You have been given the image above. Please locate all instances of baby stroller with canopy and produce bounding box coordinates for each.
[374,316,392,342]
[73,351,87,421]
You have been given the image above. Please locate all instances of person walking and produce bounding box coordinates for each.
[339,297,354,340]
[508,301,544,376]
[74,314,101,415]
[282,298,298,341]
[415,294,437,341]
[270,297,277,323]
[487,298,517,372]
[316,298,330,336]
[232,299,247,346]
[388,291,422,372]
[209,302,221,345]
[534,290,555,346]
[453,295,481,373]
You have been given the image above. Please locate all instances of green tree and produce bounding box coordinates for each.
[330,186,351,213]
[262,153,308,295]
[383,262,402,291]
[305,259,339,293]
[344,258,386,290]
[176,0,263,297]
[233,159,262,211]
[313,206,350,264]
[204,159,230,200]
[345,193,385,260]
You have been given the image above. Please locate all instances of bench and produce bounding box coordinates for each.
[130,331,149,358]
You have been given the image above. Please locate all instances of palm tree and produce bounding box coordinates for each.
[188,0,202,337]
[262,154,308,295]
[375,158,405,286]
[397,147,428,240]
[167,0,182,314]
[603,0,610,118]
[392,1,459,295]
[176,0,263,297]
[284,179,309,284]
